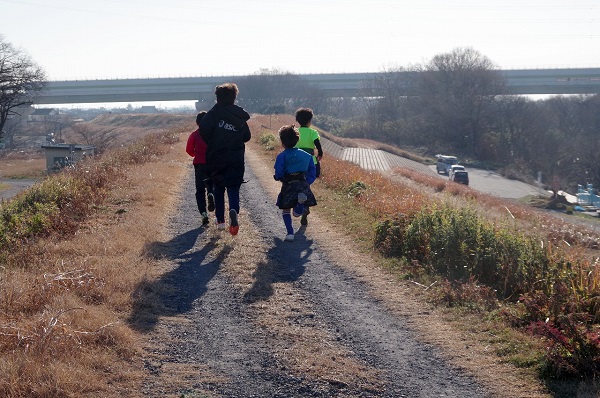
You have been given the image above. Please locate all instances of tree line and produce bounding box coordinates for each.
[2,34,599,192]
[232,49,600,192]
[342,48,600,192]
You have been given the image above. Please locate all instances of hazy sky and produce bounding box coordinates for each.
[1,0,599,81]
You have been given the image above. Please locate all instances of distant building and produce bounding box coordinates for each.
[139,105,158,114]
[28,108,59,122]
[41,144,95,172]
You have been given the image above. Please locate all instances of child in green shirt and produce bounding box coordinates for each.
[294,108,323,226]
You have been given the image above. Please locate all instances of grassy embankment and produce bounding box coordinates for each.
[255,115,600,388]
[0,114,192,397]
[0,153,46,179]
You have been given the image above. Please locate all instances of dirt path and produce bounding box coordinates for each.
[136,146,547,397]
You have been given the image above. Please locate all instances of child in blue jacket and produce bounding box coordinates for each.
[274,125,317,242]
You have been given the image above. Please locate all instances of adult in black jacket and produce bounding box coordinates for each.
[199,82,251,235]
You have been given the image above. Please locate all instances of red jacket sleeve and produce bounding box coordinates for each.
[186,130,197,157]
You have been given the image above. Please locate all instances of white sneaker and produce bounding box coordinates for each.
[216,222,226,230]
[284,234,295,242]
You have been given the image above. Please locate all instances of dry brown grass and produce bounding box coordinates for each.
[0,116,194,397]
[0,160,189,396]
[0,150,46,178]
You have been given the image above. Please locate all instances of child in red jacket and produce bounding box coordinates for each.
[186,111,215,225]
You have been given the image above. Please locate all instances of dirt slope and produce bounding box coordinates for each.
[136,145,549,397]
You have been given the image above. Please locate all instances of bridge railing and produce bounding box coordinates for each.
[36,68,600,104]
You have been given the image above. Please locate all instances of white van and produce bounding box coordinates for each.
[435,155,458,175]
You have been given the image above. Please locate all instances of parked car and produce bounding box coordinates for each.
[448,164,465,179]
[450,170,469,186]
[436,155,458,175]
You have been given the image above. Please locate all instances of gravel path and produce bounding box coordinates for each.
[137,147,494,397]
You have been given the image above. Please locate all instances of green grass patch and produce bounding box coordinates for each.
[258,131,278,151]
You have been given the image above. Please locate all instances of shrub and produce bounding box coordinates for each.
[0,174,94,251]
[258,132,278,151]
[374,215,410,258]
[370,189,600,377]
[375,205,554,300]
[530,317,600,378]
[347,181,367,198]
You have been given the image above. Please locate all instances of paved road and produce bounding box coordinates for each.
[449,166,549,199]
[0,178,38,202]
[322,138,549,200]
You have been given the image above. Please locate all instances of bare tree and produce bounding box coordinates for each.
[68,122,117,154]
[0,35,47,142]
[545,95,600,188]
[359,66,422,144]
[416,47,506,156]
[236,69,325,114]
[1,113,23,149]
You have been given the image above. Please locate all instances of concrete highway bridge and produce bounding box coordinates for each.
[36,68,600,105]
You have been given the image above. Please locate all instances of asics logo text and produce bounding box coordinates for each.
[219,120,238,131]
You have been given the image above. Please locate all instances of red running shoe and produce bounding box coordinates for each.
[229,209,239,235]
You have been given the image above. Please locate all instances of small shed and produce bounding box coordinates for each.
[41,144,95,172]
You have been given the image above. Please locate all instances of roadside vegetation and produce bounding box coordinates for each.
[0,115,190,397]
[328,160,600,381]
[253,115,600,390]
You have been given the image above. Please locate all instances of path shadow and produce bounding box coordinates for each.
[128,227,232,333]
[545,379,600,398]
[243,226,313,303]
[142,226,204,261]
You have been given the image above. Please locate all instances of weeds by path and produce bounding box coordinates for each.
[248,114,600,393]
[0,118,191,397]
